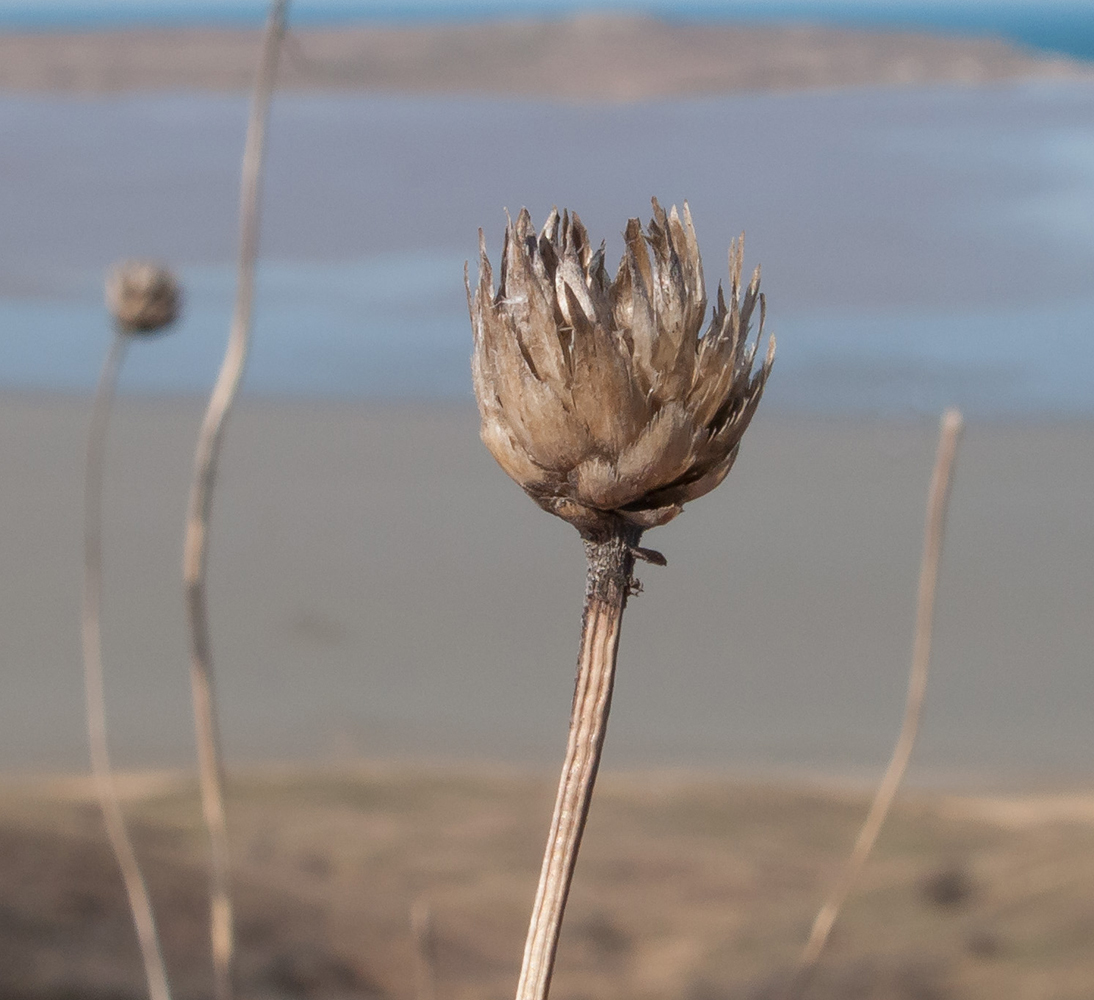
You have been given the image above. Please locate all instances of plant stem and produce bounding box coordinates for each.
[83,330,172,1000]
[515,520,641,1000]
[410,897,436,1000]
[792,407,964,995]
[181,5,287,1000]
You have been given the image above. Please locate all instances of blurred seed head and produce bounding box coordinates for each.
[470,198,774,537]
[105,260,181,335]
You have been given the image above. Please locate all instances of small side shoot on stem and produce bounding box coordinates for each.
[469,200,773,1000]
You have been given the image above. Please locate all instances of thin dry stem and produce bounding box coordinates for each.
[792,407,965,993]
[515,522,641,1000]
[410,897,436,1000]
[181,4,287,1000]
[83,331,172,1000]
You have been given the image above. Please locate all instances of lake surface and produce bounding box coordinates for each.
[4,82,1094,418]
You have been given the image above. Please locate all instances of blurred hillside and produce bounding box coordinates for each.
[6,766,1094,1000]
[0,15,1091,97]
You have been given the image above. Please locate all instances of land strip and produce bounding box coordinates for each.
[1,16,1091,97]
[5,766,1094,999]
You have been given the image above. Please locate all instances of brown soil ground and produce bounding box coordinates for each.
[4,765,1094,1000]
[0,16,1091,97]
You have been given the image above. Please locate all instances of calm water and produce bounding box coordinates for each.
[4,83,1094,417]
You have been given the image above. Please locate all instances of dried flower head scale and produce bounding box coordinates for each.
[471,198,773,542]
[105,260,181,335]
[470,200,774,1000]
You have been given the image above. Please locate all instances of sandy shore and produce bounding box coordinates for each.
[0,393,1090,784]
[1,16,1091,97]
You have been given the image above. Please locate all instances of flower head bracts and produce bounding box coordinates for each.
[471,199,774,537]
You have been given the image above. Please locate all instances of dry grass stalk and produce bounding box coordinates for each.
[469,201,773,1000]
[83,262,180,1000]
[410,897,436,1000]
[791,407,965,994]
[181,4,287,1000]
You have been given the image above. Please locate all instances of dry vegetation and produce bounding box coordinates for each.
[4,8,1086,999]
[5,766,1094,1000]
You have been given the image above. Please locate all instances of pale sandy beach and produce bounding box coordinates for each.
[1,393,1090,784]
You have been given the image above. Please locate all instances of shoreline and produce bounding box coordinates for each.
[7,757,1094,797]
[7,385,1094,427]
[0,15,1091,98]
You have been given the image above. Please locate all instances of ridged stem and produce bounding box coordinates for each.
[792,408,964,995]
[515,521,641,1000]
[181,5,287,1000]
[83,330,172,1000]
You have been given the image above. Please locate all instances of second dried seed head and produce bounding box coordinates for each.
[106,260,181,335]
[470,199,774,537]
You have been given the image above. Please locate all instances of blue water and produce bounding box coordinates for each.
[11,261,1092,418]
[4,0,1094,61]
[4,83,1094,418]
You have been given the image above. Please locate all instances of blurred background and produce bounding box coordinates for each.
[2,0,1091,781]
[3,3,1094,998]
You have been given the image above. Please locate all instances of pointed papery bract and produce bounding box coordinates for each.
[614,402,694,496]
[571,456,635,511]
[470,200,774,537]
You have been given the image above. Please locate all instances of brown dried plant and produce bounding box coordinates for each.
[105,262,181,334]
[84,260,180,1000]
[181,4,287,1000]
[469,199,774,1000]
[790,407,965,998]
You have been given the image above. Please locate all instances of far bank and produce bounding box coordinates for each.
[0,16,1090,97]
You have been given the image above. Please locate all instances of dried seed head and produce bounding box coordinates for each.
[105,260,181,335]
[470,199,774,537]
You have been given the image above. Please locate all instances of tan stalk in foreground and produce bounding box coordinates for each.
[791,407,965,996]
[410,897,437,1000]
[470,201,774,1000]
[181,4,287,1000]
[84,261,181,1000]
